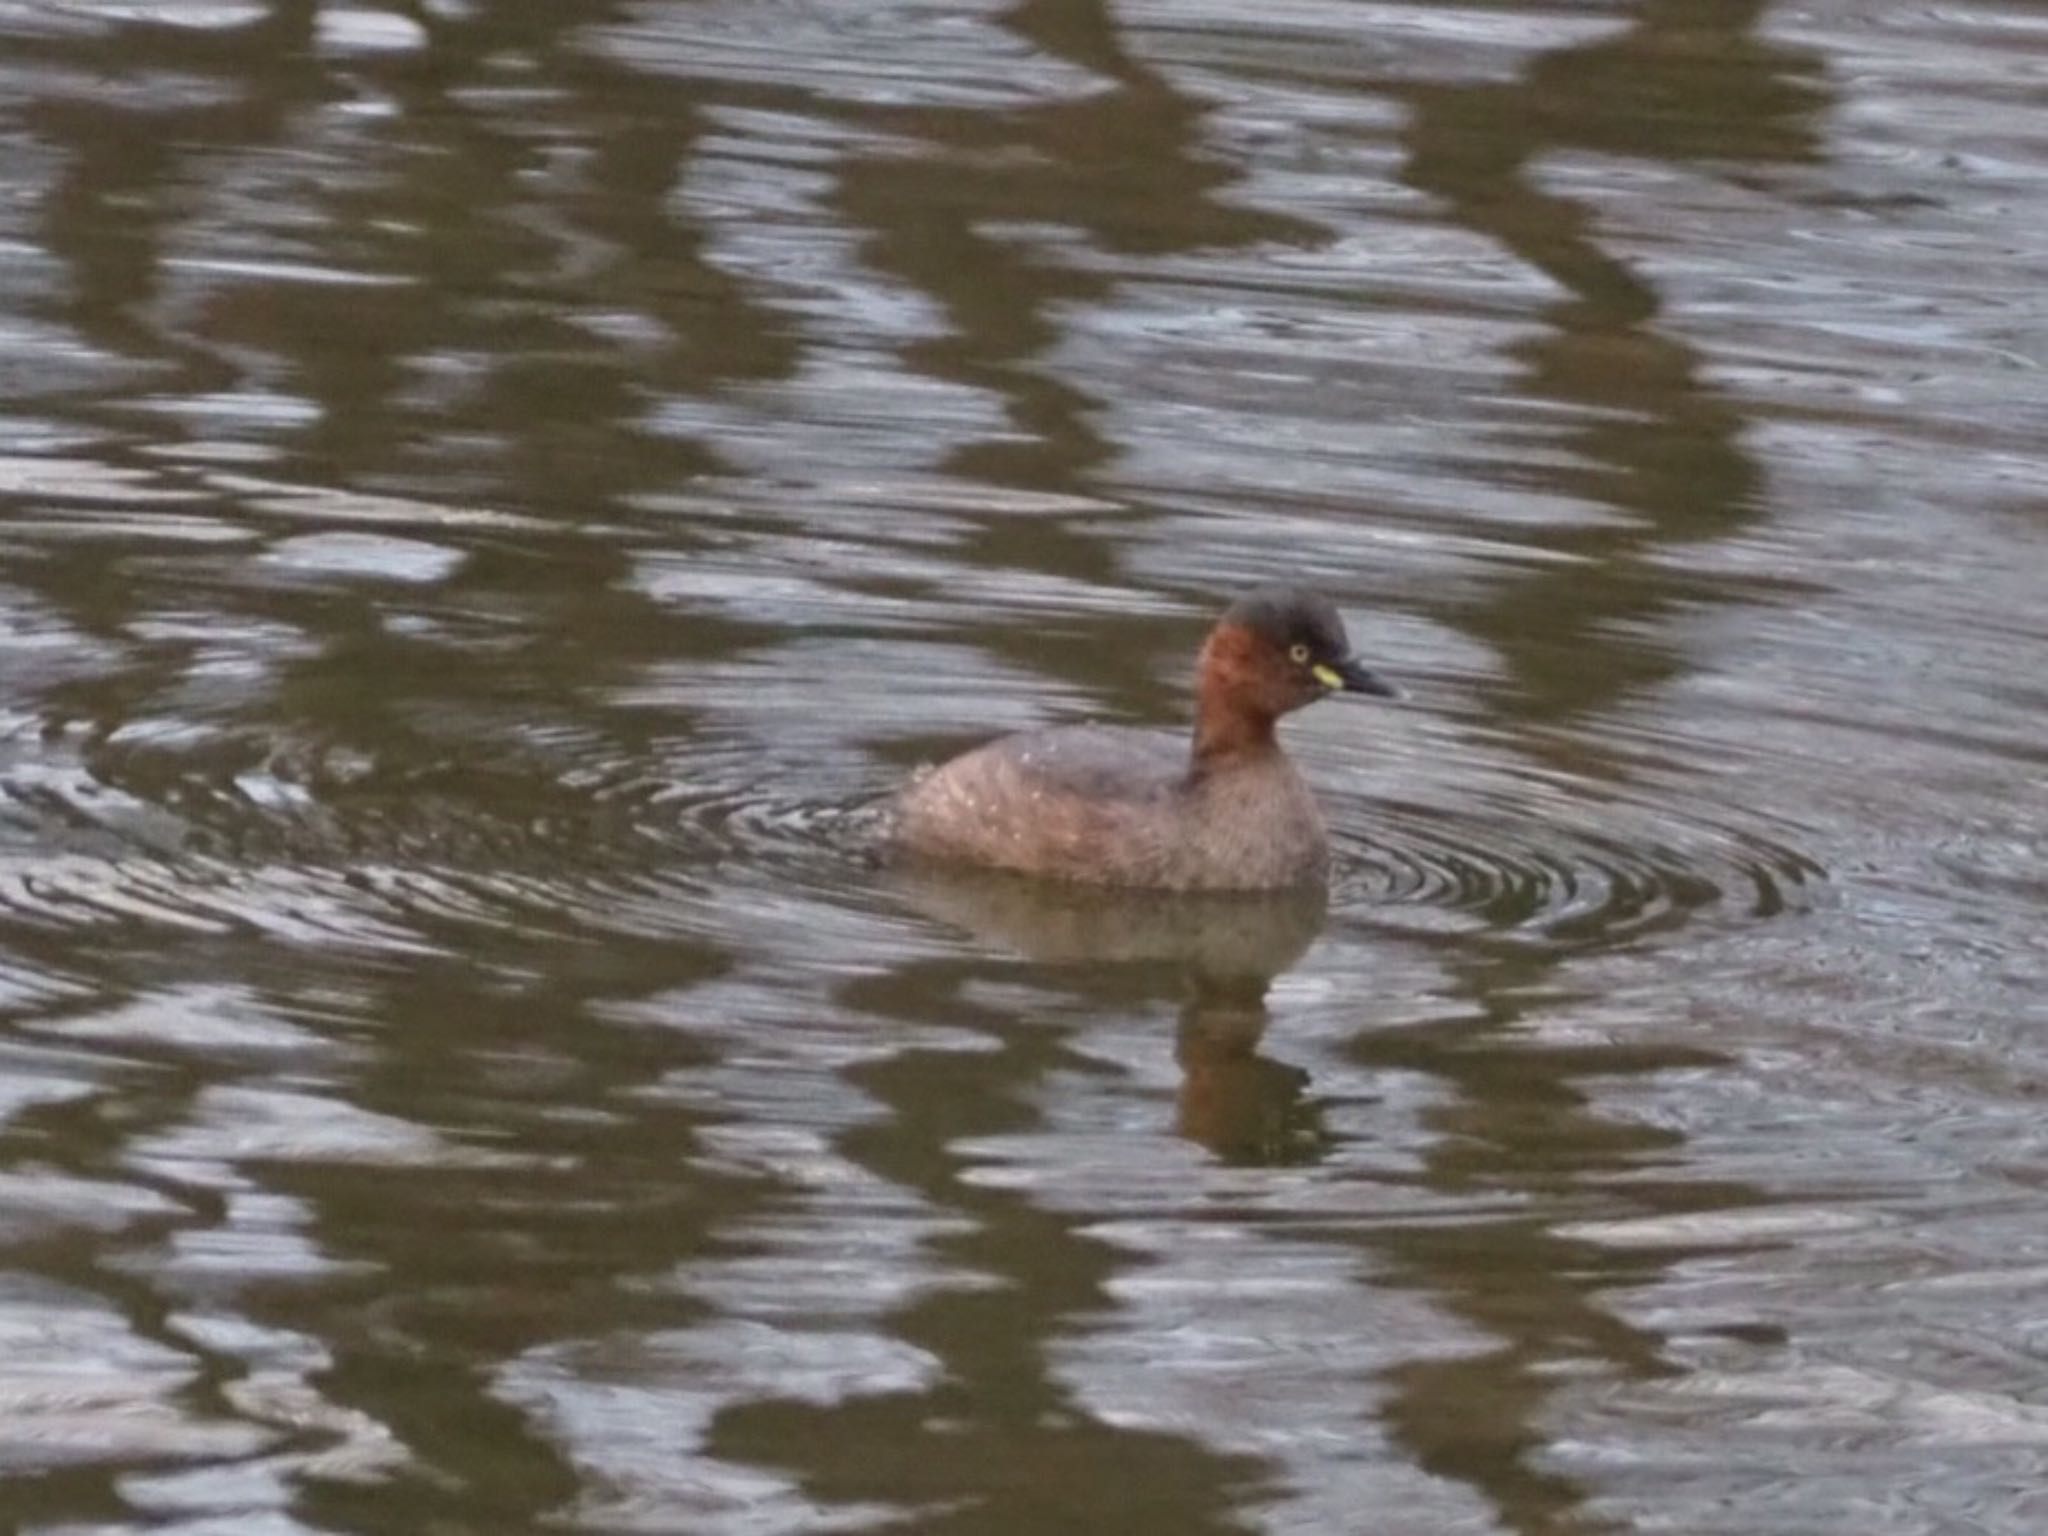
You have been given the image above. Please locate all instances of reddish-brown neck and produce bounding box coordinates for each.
[1191,623,1279,769]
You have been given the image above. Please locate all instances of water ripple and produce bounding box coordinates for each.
[1335,799,1821,942]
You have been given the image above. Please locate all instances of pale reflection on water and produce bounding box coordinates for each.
[0,0,2044,1532]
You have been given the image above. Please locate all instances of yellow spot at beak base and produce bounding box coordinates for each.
[1311,663,1344,691]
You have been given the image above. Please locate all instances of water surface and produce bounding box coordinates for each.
[0,2,2044,1532]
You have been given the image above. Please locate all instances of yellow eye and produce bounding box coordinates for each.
[1289,643,1310,665]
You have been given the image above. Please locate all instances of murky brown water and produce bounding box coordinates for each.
[0,1,2043,1531]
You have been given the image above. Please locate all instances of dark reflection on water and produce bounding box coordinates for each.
[897,867,1329,1162]
[0,0,2045,1531]
[1401,0,1828,732]
[258,945,736,1534]
[712,956,1280,1535]
[826,0,1325,710]
[1354,7,1828,1527]
[697,875,1322,1525]
[1350,938,1749,1536]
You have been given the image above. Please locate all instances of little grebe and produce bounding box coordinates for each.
[891,587,1397,890]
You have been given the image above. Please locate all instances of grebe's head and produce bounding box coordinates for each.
[1198,586,1400,719]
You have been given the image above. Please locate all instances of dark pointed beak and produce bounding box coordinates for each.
[1318,657,1402,699]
